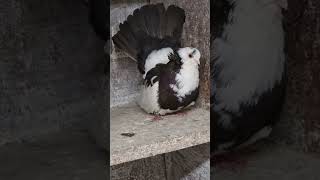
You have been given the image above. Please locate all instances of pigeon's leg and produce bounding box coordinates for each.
[151,115,163,121]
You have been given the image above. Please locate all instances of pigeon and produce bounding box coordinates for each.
[211,0,287,154]
[112,3,201,115]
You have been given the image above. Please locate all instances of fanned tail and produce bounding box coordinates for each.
[112,3,185,65]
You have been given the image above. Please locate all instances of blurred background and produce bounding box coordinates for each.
[0,0,107,179]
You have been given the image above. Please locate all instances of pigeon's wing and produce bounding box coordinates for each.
[144,63,166,87]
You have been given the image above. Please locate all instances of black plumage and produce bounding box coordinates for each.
[211,72,287,151]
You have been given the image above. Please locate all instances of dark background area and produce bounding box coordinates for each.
[0,1,108,179]
[272,0,320,152]
[0,0,106,145]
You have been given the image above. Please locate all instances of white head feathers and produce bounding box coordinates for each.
[178,47,201,66]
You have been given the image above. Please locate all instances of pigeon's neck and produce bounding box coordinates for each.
[175,61,199,95]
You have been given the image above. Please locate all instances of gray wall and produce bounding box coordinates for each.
[0,0,106,145]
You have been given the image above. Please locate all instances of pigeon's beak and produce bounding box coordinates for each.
[192,48,201,65]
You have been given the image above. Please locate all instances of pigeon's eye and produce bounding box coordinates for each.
[189,49,197,58]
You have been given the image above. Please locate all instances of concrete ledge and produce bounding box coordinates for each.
[110,104,210,165]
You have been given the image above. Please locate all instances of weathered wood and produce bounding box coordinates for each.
[283,0,320,152]
[111,144,210,180]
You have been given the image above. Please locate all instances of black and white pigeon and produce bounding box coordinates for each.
[211,0,288,154]
[112,3,201,115]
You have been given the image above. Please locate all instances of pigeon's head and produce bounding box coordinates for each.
[178,47,201,65]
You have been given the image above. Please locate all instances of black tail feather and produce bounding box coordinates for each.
[112,3,185,62]
[165,5,185,39]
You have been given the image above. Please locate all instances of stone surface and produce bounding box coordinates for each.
[0,0,106,145]
[110,103,210,165]
[0,130,107,180]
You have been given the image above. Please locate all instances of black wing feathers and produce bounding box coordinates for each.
[144,64,165,87]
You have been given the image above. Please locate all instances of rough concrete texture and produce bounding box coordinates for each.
[112,143,209,180]
[0,0,106,145]
[213,141,320,180]
[110,103,210,165]
[0,130,107,180]
[150,0,211,105]
[271,0,320,152]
